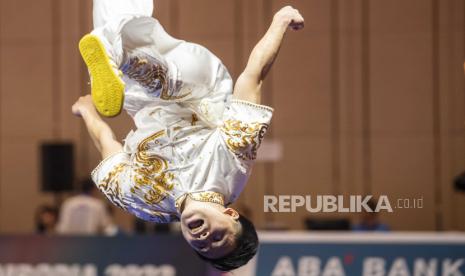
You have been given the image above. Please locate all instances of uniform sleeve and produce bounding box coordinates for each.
[91,150,177,224]
[220,99,274,161]
[91,152,132,211]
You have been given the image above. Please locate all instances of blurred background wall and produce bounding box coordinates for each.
[0,0,464,233]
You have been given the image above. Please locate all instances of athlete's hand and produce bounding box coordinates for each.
[274,6,305,31]
[72,95,97,118]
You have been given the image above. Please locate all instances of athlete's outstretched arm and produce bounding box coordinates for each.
[72,95,123,159]
[233,6,304,104]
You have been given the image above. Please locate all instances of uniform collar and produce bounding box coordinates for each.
[175,191,225,213]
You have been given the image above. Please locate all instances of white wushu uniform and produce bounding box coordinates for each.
[90,0,273,223]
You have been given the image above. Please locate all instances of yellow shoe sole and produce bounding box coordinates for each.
[79,34,124,117]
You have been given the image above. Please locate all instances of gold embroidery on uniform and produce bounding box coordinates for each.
[131,130,175,205]
[147,210,170,223]
[161,86,191,101]
[125,56,168,94]
[191,114,199,126]
[221,120,269,160]
[98,164,127,210]
[175,191,225,211]
[125,56,190,101]
[189,191,225,206]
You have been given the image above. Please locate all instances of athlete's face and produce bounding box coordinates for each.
[180,204,241,259]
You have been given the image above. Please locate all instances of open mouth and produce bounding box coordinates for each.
[188,219,204,233]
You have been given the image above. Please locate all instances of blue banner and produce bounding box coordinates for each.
[2,233,464,276]
[0,235,209,276]
[256,233,465,276]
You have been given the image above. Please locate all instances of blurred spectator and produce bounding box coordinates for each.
[104,204,126,236]
[56,178,110,235]
[133,218,181,234]
[134,217,148,234]
[352,199,390,232]
[305,218,350,231]
[35,205,59,234]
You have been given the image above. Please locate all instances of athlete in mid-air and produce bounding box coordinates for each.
[72,0,304,271]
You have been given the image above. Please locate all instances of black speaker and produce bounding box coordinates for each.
[455,171,465,193]
[41,143,75,192]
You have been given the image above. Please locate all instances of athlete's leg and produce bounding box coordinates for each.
[121,17,183,55]
[82,0,233,122]
[93,0,153,29]
[91,0,183,70]
[81,0,186,117]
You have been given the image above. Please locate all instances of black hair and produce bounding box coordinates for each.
[35,205,59,233]
[196,214,259,272]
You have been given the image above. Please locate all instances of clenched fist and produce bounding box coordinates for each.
[72,95,97,117]
[274,6,305,31]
